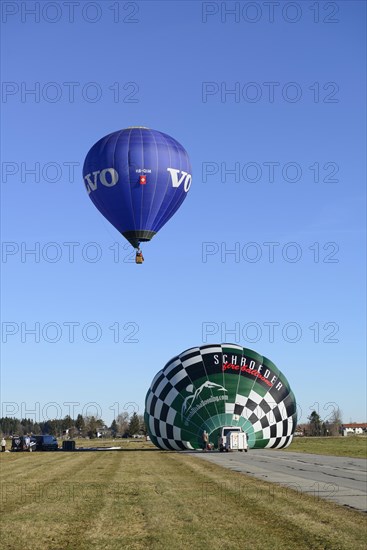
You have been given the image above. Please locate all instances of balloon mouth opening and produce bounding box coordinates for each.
[122,230,156,248]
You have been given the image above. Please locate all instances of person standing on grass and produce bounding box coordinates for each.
[1,437,6,452]
[202,430,209,451]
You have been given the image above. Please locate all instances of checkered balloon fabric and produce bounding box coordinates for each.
[144,345,297,450]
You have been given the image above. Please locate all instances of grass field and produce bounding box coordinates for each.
[285,436,367,458]
[1,443,366,550]
[74,435,367,458]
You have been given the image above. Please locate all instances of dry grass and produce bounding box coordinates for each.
[285,436,367,458]
[71,435,367,458]
[1,447,366,550]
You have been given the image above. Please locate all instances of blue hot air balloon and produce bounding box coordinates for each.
[82,127,192,252]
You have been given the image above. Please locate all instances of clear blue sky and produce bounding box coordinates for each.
[1,1,366,426]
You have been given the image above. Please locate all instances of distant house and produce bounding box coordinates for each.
[341,423,367,436]
[295,424,309,436]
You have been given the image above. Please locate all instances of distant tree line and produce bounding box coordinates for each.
[0,412,146,439]
[303,407,343,436]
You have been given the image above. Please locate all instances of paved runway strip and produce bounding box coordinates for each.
[193,449,367,512]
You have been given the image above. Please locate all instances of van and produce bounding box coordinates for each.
[32,435,59,451]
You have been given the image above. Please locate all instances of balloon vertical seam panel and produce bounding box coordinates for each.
[144,345,297,451]
[150,133,190,233]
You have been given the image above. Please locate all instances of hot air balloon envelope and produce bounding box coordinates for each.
[83,127,192,248]
[144,344,297,451]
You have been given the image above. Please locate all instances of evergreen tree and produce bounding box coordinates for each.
[128,412,140,435]
[40,420,51,434]
[33,422,41,435]
[75,414,85,435]
[110,419,118,437]
[62,415,74,431]
[308,410,322,436]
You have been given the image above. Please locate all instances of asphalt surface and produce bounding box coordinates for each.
[192,449,367,512]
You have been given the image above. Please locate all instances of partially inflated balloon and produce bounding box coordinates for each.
[145,344,297,450]
[83,127,192,248]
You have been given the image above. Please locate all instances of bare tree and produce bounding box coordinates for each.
[116,412,130,436]
[138,415,147,436]
[329,406,343,436]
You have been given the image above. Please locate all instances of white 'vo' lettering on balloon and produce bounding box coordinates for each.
[167,168,192,192]
[84,168,119,194]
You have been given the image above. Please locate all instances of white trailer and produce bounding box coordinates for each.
[227,431,248,452]
[218,427,248,452]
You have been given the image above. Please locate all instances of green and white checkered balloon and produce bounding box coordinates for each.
[144,344,297,450]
